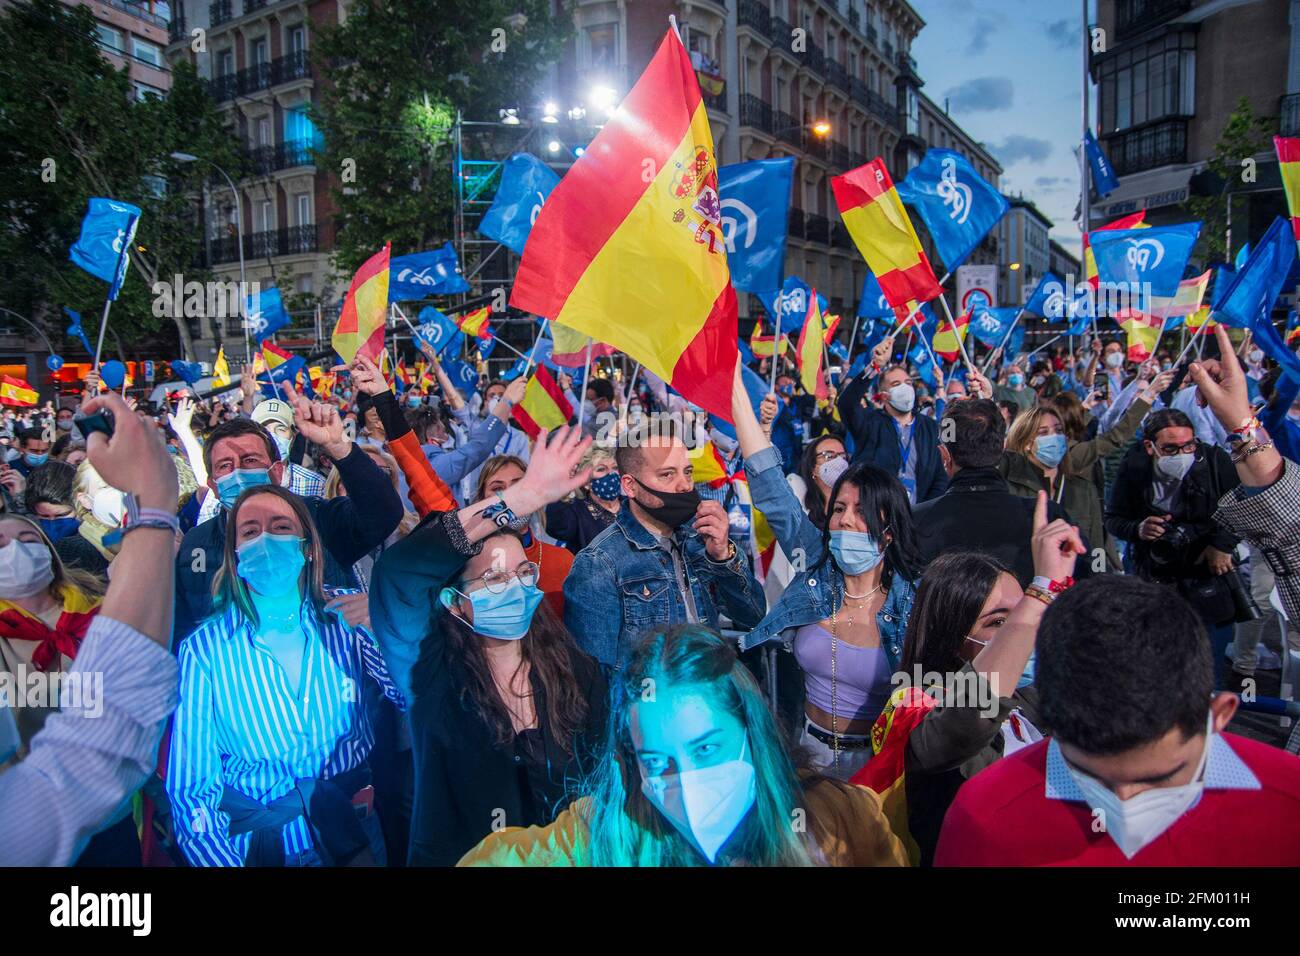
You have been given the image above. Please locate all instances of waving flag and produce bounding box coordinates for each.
[718,157,795,293]
[69,198,140,301]
[212,346,230,387]
[1286,309,1300,348]
[480,153,561,256]
[512,365,573,438]
[1275,136,1300,255]
[441,358,481,396]
[895,149,1009,272]
[389,243,470,301]
[1084,130,1120,198]
[857,270,893,319]
[246,286,290,342]
[260,341,305,398]
[1150,269,1210,319]
[1120,311,1163,362]
[333,243,390,364]
[551,321,616,367]
[908,344,938,389]
[510,29,738,421]
[415,305,459,356]
[795,291,828,400]
[968,306,1018,348]
[456,306,493,339]
[932,309,970,362]
[1023,272,1066,318]
[749,328,787,359]
[759,276,827,335]
[834,159,943,324]
[1186,306,1216,331]
[63,308,94,355]
[1214,216,1297,331]
[1084,210,1147,292]
[0,376,37,407]
[170,360,203,386]
[1090,222,1201,312]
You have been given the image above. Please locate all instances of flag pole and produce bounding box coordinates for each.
[1172,318,1211,367]
[844,314,862,368]
[1024,332,1066,363]
[91,298,112,371]
[935,291,975,374]
[577,337,594,429]
[523,319,549,378]
[627,361,642,396]
[981,306,1026,374]
[768,292,784,394]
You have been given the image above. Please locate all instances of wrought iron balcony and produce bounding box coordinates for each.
[209,0,232,27]
[1282,92,1300,138]
[850,76,869,103]
[831,141,851,168]
[277,140,315,168]
[739,93,773,133]
[866,24,877,46]
[805,213,830,244]
[168,16,187,42]
[848,7,860,30]
[206,72,238,103]
[271,50,311,84]
[831,222,853,249]
[1115,0,1191,41]
[775,110,801,146]
[770,16,794,52]
[245,0,269,11]
[238,61,271,95]
[208,225,320,265]
[788,208,805,240]
[806,41,825,75]
[739,0,771,36]
[866,90,898,128]
[1105,118,1187,176]
[826,60,849,93]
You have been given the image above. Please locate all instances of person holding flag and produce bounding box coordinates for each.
[837,335,947,505]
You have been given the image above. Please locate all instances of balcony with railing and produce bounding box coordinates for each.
[103,0,168,28]
[805,213,830,244]
[245,0,269,11]
[1282,93,1300,138]
[272,50,311,84]
[788,208,805,240]
[831,141,851,169]
[739,92,773,133]
[703,89,727,113]
[208,225,320,265]
[739,0,771,37]
[831,221,853,250]
[866,90,898,128]
[210,0,232,27]
[207,72,238,102]
[1105,118,1187,176]
[805,134,828,161]
[774,110,800,146]
[770,16,795,53]
[897,51,919,81]
[168,15,187,42]
[1115,0,1192,40]
[848,7,860,30]
[866,24,877,46]
[883,40,894,60]
[850,76,869,103]
[239,61,271,95]
[825,60,849,93]
[805,41,825,76]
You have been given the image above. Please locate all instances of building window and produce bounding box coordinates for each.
[295,192,312,226]
[258,200,273,232]
[581,22,619,70]
[288,24,307,54]
[1097,32,1195,134]
[295,274,313,296]
[251,37,268,66]
[132,37,163,67]
[255,116,271,146]
[218,49,234,77]
[96,25,123,53]
[134,82,164,101]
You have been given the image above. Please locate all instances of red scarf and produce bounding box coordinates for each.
[0,605,99,671]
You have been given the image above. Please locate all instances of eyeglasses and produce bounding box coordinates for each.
[461,560,540,594]
[1154,440,1197,456]
[814,449,846,463]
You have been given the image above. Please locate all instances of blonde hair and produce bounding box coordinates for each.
[474,455,528,504]
[1006,405,1068,471]
[323,445,418,538]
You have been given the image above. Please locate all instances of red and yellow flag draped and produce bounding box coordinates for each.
[332,243,390,364]
[795,291,828,400]
[0,375,37,406]
[509,29,738,422]
[1275,137,1300,255]
[832,159,942,325]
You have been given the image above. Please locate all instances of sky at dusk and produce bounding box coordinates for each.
[908,0,1092,256]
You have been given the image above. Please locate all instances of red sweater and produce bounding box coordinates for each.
[935,734,1300,866]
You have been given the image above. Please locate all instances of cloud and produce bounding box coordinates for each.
[1035,176,1063,187]
[992,135,1053,165]
[965,17,998,54]
[943,76,1014,113]
[1045,19,1077,50]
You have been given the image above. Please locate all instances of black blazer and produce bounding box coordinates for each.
[837,372,948,503]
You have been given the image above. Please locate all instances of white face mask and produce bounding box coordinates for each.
[0,538,55,599]
[1248,349,1264,364]
[91,487,126,529]
[1060,712,1214,859]
[1153,451,1194,481]
[709,428,738,456]
[886,382,916,413]
[639,737,756,864]
[1105,352,1125,369]
[816,455,849,487]
[485,396,501,415]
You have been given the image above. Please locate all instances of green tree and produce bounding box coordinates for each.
[314,0,570,277]
[1185,96,1276,263]
[0,0,241,360]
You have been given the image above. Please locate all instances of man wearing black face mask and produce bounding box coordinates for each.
[562,422,765,672]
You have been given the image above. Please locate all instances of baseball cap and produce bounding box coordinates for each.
[252,399,293,430]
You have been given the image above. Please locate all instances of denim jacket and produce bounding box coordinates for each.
[563,507,766,670]
[738,446,915,670]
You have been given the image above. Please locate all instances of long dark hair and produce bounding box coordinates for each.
[900,550,1011,675]
[818,462,921,587]
[441,530,588,754]
[797,435,841,529]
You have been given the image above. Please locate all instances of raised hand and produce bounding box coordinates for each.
[871,336,894,370]
[1030,490,1085,583]
[168,395,195,436]
[512,426,593,514]
[281,381,349,457]
[1140,369,1176,403]
[81,390,178,511]
[339,353,388,397]
[1188,325,1252,432]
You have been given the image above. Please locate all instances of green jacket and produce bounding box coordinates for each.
[997,450,1116,571]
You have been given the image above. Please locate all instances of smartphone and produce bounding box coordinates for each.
[74,410,115,442]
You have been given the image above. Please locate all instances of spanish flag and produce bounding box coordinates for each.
[511,365,573,438]
[749,328,787,358]
[932,308,970,363]
[1084,210,1146,291]
[551,320,617,368]
[832,159,942,325]
[795,291,828,400]
[1150,269,1210,319]
[1275,136,1300,254]
[262,340,295,373]
[509,29,738,422]
[212,346,230,387]
[0,375,37,406]
[688,440,729,488]
[1120,309,1163,362]
[457,306,493,340]
[1186,305,1216,331]
[332,243,390,364]
[822,312,842,344]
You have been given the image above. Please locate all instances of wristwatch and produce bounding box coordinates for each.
[707,539,738,564]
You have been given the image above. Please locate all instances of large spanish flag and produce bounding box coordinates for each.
[1084,210,1146,291]
[512,365,573,438]
[1120,309,1163,362]
[1275,136,1300,254]
[509,30,738,422]
[0,375,37,406]
[332,243,390,364]
[832,159,942,325]
[795,291,828,400]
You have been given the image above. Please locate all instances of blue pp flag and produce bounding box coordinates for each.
[1235,243,1251,270]
[1090,222,1202,308]
[1084,130,1119,199]
[170,360,203,386]
[828,339,849,363]
[1211,265,1236,310]
[259,355,306,399]
[502,356,529,382]
[759,276,826,335]
[477,337,497,361]
[968,306,1019,348]
[718,157,794,294]
[246,286,290,342]
[895,149,1009,272]
[414,306,460,356]
[1024,272,1067,318]
[479,153,561,256]
[908,344,939,389]
[69,198,140,301]
[857,271,893,319]
[63,308,94,355]
[1214,216,1296,331]
[442,358,481,396]
[709,364,771,442]
[389,243,471,301]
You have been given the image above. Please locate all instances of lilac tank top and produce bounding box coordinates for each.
[792,623,892,724]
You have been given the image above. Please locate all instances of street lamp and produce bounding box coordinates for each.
[810,119,832,137]
[171,150,249,361]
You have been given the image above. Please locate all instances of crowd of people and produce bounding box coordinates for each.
[4,320,1300,867]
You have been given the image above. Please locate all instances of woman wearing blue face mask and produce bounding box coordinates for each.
[166,485,404,867]
[730,367,921,780]
[543,445,622,555]
[459,624,907,866]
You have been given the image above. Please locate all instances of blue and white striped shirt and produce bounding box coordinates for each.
[166,602,401,867]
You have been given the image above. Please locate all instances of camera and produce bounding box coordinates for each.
[1149,521,1196,565]
[1222,566,1263,623]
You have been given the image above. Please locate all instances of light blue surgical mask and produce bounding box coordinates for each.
[829,528,887,575]
[24,453,48,467]
[1034,434,1068,468]
[214,467,272,508]
[236,532,306,596]
[1018,651,1036,689]
[270,432,292,460]
[442,577,544,640]
[1008,373,1025,388]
